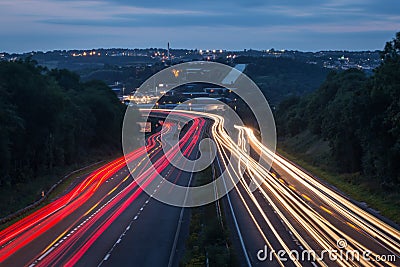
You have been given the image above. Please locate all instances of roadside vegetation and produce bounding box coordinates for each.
[0,159,114,230]
[180,167,239,267]
[236,55,330,106]
[0,59,125,217]
[275,33,400,223]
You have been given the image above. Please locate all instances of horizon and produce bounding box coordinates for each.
[0,0,399,264]
[1,1,399,53]
[0,46,385,55]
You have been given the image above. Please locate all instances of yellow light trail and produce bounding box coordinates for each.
[162,109,400,267]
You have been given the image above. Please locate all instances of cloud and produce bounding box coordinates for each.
[3,0,399,30]
[0,0,399,52]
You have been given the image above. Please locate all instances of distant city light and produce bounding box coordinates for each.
[172,69,180,78]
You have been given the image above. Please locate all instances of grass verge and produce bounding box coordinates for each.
[277,148,400,225]
[0,155,120,231]
[180,166,239,267]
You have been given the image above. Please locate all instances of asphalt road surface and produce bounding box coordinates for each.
[0,109,399,267]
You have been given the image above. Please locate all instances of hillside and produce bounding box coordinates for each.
[275,33,400,218]
[0,60,126,216]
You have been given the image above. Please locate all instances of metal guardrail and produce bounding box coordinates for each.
[0,160,105,225]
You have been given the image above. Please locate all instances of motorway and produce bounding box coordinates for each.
[0,110,207,266]
[0,109,399,267]
[206,111,400,267]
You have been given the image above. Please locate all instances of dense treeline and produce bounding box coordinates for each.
[0,60,125,187]
[80,63,164,94]
[276,33,400,189]
[235,56,329,105]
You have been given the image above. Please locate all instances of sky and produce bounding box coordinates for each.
[1,0,399,53]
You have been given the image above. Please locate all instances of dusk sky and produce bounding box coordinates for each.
[1,0,399,53]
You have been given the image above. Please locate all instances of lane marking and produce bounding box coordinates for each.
[320,206,333,215]
[301,194,311,201]
[38,247,55,261]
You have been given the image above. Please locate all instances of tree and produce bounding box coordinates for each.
[381,32,400,62]
[0,60,126,186]
[275,32,400,188]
